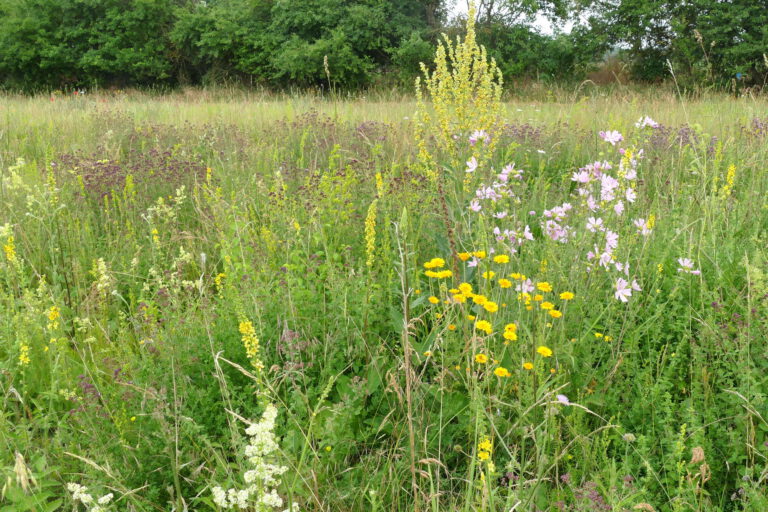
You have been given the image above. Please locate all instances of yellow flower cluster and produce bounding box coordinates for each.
[19,344,30,365]
[477,437,493,461]
[364,200,377,268]
[239,320,264,370]
[503,323,517,342]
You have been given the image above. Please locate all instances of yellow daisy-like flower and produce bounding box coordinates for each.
[472,294,488,305]
[449,288,459,294]
[473,250,487,259]
[458,252,472,261]
[482,271,495,280]
[424,270,439,278]
[423,258,445,269]
[493,255,510,264]
[537,282,553,292]
[594,332,604,339]
[452,293,467,303]
[548,310,563,319]
[536,346,553,358]
[448,324,457,331]
[503,330,518,341]
[504,323,517,332]
[533,294,544,302]
[540,301,554,310]
[483,301,499,313]
[475,353,489,364]
[458,282,473,294]
[559,291,575,300]
[498,278,512,288]
[475,320,492,335]
[523,362,534,370]
[494,367,511,378]
[428,296,440,304]
[509,272,522,280]
[423,351,432,357]
[468,314,476,321]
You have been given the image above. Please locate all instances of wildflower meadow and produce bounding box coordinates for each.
[2,10,768,512]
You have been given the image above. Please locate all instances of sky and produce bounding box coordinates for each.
[450,1,576,35]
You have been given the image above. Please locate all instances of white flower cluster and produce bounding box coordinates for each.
[66,483,114,512]
[211,404,298,512]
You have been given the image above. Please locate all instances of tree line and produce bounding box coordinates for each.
[0,0,765,92]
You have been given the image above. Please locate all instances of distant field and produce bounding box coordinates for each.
[1,87,768,512]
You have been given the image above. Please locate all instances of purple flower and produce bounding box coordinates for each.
[493,211,508,219]
[556,394,570,405]
[469,200,482,212]
[633,218,652,236]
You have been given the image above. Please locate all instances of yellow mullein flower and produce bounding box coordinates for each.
[478,438,493,452]
[478,451,490,461]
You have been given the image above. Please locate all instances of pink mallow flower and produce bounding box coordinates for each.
[677,258,701,275]
[615,278,641,302]
[469,130,490,146]
[466,157,478,173]
[599,130,624,145]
